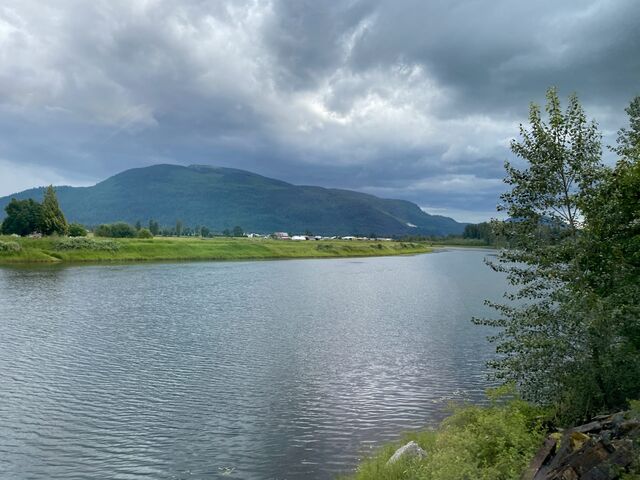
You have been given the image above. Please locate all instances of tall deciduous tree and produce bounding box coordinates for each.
[1,198,43,236]
[474,88,608,421]
[572,96,640,413]
[40,185,68,235]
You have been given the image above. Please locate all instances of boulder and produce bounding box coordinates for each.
[523,409,640,480]
[386,441,427,465]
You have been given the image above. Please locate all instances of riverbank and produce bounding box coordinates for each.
[345,395,640,480]
[0,236,433,264]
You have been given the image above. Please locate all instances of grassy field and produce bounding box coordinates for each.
[0,236,432,264]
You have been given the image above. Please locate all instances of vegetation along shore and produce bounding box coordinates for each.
[0,235,433,264]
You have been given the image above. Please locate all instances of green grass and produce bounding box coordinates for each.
[344,389,547,480]
[0,236,432,264]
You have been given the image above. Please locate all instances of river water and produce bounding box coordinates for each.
[0,249,505,479]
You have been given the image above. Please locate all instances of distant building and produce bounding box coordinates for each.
[291,235,307,241]
[273,232,290,239]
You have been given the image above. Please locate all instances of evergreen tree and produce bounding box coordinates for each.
[40,185,68,235]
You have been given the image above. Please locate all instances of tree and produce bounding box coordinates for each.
[175,220,183,237]
[222,229,231,237]
[40,185,68,235]
[148,219,160,236]
[474,88,608,421]
[232,225,244,237]
[569,96,640,413]
[201,226,211,237]
[95,222,136,238]
[68,223,88,237]
[134,220,142,231]
[137,227,153,239]
[1,198,43,236]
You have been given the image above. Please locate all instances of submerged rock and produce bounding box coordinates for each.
[386,441,427,465]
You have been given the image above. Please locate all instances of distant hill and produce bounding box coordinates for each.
[0,164,465,236]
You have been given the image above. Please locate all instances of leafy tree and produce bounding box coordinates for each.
[222,228,231,237]
[68,223,88,237]
[175,220,183,237]
[134,220,142,231]
[40,185,68,235]
[137,227,153,239]
[201,226,211,237]
[474,88,608,421]
[232,225,244,237]
[568,96,640,414]
[148,219,160,236]
[2,198,43,236]
[95,222,136,238]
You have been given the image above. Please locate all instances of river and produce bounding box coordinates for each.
[0,249,505,479]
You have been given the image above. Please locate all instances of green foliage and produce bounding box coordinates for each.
[0,236,430,264]
[348,392,547,480]
[148,219,160,235]
[232,225,244,237]
[68,223,87,237]
[53,238,121,252]
[475,90,640,423]
[137,227,153,239]
[1,198,43,236]
[200,226,211,237]
[0,240,21,253]
[94,222,137,238]
[40,185,68,235]
[463,222,494,244]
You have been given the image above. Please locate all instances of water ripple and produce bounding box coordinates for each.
[0,250,504,479]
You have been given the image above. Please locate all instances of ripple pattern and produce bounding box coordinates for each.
[0,250,504,479]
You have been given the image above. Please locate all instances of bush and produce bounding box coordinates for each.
[0,240,21,253]
[137,228,153,239]
[53,238,121,252]
[349,388,547,480]
[68,223,88,237]
[94,222,136,238]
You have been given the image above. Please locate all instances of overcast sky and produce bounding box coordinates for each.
[0,0,638,222]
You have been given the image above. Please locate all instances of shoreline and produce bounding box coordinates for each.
[0,236,437,266]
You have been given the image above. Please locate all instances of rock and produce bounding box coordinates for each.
[522,435,557,480]
[386,441,427,465]
[575,421,602,434]
[569,432,591,452]
[523,409,640,480]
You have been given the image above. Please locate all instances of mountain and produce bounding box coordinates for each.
[0,164,465,236]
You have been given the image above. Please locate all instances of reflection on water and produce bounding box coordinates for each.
[0,249,503,479]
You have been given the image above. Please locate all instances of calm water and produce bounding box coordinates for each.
[0,249,505,479]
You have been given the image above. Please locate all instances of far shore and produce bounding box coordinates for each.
[0,236,444,265]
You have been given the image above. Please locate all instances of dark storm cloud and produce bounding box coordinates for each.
[0,0,637,222]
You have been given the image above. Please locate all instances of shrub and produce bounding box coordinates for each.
[68,223,88,237]
[137,228,153,239]
[94,222,136,238]
[0,240,21,253]
[53,238,121,252]
[349,389,547,480]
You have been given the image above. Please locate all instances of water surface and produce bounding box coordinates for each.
[0,249,504,479]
